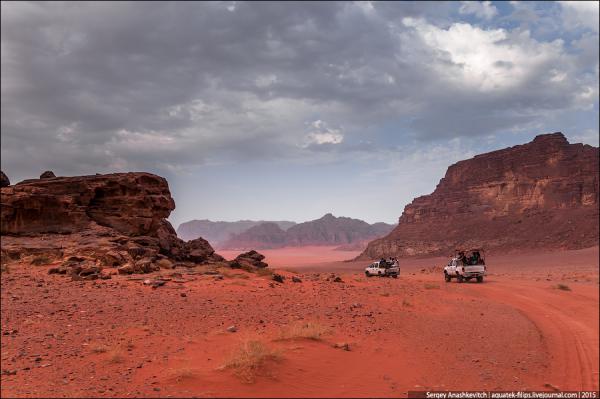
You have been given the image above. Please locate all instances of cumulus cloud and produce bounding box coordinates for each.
[458,1,498,20]
[303,120,344,147]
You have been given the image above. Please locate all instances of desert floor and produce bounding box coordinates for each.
[1,246,598,397]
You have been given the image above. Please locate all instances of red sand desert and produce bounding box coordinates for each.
[2,246,598,397]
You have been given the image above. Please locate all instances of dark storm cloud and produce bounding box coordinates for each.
[1,1,598,180]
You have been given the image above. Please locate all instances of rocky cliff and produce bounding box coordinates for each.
[1,172,227,276]
[359,133,599,259]
[222,213,395,250]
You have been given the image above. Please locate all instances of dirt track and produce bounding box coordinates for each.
[1,247,598,397]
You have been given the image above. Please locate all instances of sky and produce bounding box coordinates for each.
[1,1,598,227]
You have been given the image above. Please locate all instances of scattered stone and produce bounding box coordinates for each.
[117,264,135,275]
[151,280,166,288]
[1,369,17,376]
[333,343,351,351]
[272,273,285,283]
[333,276,343,283]
[292,276,302,283]
[180,293,187,297]
[226,325,237,333]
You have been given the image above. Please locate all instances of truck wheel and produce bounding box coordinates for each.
[457,275,464,283]
[476,276,483,283]
[365,271,371,277]
[444,273,451,282]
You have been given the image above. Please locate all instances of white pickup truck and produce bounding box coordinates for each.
[365,259,399,278]
[443,249,486,283]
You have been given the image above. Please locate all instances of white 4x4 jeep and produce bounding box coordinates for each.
[365,259,399,278]
[443,249,486,283]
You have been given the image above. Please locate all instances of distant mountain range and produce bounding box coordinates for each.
[176,219,296,245]
[218,213,395,250]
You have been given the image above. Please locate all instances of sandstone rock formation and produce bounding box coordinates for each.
[1,172,226,275]
[221,214,395,250]
[359,133,599,259]
[0,171,9,187]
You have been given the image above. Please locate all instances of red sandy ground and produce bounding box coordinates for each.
[1,247,598,397]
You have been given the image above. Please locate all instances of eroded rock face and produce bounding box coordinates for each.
[1,172,175,235]
[1,172,222,274]
[0,171,9,188]
[360,133,599,259]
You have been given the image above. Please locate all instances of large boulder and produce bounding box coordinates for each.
[231,250,268,269]
[0,171,9,187]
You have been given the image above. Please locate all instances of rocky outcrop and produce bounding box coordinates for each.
[359,133,599,259]
[39,170,56,179]
[1,172,224,274]
[0,171,9,188]
[221,214,395,250]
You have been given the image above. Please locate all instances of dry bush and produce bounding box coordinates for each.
[424,283,440,289]
[277,321,330,341]
[380,292,390,297]
[223,340,282,383]
[91,345,108,354]
[555,284,571,291]
[106,350,125,364]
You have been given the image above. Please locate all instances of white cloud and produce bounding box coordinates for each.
[401,18,565,91]
[458,1,498,20]
[303,120,344,146]
[559,1,599,32]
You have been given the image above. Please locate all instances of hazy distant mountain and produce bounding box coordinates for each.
[221,213,395,250]
[176,219,296,245]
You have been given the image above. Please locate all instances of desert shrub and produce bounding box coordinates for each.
[106,350,125,364]
[277,322,330,341]
[91,345,108,354]
[223,340,281,383]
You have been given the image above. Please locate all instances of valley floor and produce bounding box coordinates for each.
[1,247,598,397]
